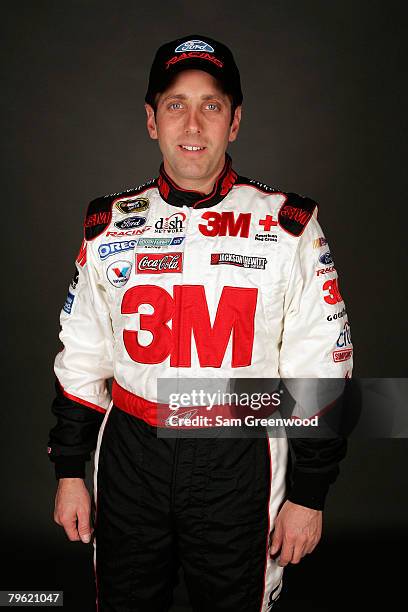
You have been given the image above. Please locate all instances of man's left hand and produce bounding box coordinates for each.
[269,500,322,566]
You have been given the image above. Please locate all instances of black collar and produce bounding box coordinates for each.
[157,154,237,209]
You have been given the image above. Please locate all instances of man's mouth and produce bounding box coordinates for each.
[179,145,206,151]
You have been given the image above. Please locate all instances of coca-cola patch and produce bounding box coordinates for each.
[136,252,183,274]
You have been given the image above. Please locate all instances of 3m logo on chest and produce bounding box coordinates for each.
[121,285,258,367]
[199,211,251,238]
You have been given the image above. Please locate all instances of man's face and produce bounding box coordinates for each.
[145,70,241,188]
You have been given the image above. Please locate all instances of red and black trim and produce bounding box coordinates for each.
[157,153,237,209]
[235,176,318,237]
[278,193,317,237]
[84,198,114,241]
[84,180,157,240]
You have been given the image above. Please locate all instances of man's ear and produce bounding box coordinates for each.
[228,105,242,143]
[145,103,158,140]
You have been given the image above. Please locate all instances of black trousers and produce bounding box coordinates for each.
[93,405,276,612]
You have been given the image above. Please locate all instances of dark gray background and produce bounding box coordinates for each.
[1,0,407,610]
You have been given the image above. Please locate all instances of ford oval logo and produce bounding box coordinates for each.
[114,216,146,230]
[175,40,215,53]
[319,251,333,266]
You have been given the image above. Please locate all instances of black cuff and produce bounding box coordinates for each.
[286,470,333,510]
[53,455,87,480]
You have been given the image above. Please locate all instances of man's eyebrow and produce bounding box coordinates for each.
[161,93,227,102]
[200,94,227,101]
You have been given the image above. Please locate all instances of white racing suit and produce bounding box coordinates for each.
[49,154,353,611]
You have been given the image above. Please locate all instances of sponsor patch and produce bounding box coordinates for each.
[106,228,151,237]
[154,212,186,233]
[84,197,113,240]
[319,251,333,266]
[199,211,251,238]
[175,40,215,53]
[258,215,278,231]
[106,260,132,287]
[98,240,136,260]
[278,193,316,237]
[316,266,336,276]
[115,196,149,214]
[336,321,352,348]
[254,234,277,242]
[170,236,185,246]
[70,268,79,290]
[114,216,147,230]
[115,198,149,215]
[84,212,111,228]
[323,278,343,305]
[136,236,185,248]
[333,349,353,363]
[63,291,75,314]
[166,52,222,70]
[327,308,347,322]
[211,253,267,270]
[136,252,183,274]
[313,237,328,249]
[280,205,312,224]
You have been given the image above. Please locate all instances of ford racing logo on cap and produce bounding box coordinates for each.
[175,40,215,53]
[319,251,333,266]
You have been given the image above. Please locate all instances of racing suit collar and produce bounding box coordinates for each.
[157,153,237,209]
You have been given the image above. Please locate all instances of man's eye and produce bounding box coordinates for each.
[169,102,183,110]
[206,103,219,111]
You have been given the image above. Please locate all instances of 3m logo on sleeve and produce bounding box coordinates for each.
[85,212,111,228]
[279,206,312,224]
[322,278,343,305]
[107,261,132,287]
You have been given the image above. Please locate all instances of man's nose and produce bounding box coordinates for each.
[184,107,202,134]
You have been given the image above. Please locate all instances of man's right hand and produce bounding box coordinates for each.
[54,478,93,544]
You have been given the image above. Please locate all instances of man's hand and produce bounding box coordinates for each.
[54,478,93,544]
[269,500,322,566]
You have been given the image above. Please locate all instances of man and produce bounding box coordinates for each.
[49,35,352,611]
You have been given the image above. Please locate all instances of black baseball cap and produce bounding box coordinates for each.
[145,34,243,108]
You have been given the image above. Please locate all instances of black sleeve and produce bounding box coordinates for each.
[286,436,348,510]
[48,380,105,480]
